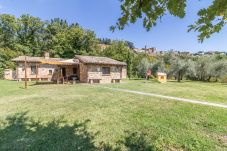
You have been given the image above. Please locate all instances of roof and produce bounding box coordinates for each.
[12,56,79,65]
[75,55,127,66]
[12,55,127,66]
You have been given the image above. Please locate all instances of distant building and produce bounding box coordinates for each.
[142,47,156,56]
[193,51,227,56]
[134,46,158,56]
[98,44,110,50]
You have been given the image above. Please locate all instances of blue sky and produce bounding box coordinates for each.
[0,0,226,52]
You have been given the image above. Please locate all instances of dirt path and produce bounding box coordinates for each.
[102,87,227,109]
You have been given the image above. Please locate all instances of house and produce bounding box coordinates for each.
[12,52,127,84]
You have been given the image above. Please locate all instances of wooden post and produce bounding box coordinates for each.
[24,56,27,89]
[61,67,64,84]
[36,63,38,84]
[57,66,59,84]
[16,63,19,82]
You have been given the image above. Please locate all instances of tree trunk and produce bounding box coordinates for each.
[177,72,181,82]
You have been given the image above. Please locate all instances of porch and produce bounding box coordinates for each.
[39,59,80,84]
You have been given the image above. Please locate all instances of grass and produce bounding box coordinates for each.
[0,80,226,151]
[105,79,227,104]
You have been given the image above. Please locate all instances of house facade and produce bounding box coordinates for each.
[11,53,127,84]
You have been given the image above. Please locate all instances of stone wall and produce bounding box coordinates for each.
[79,63,88,82]
[16,63,80,82]
[16,62,57,81]
[86,64,126,83]
[4,69,13,80]
[121,66,127,79]
[15,62,126,83]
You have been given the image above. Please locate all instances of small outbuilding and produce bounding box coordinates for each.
[4,69,13,80]
[157,72,167,83]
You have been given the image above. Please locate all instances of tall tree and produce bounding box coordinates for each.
[53,25,99,58]
[194,56,214,81]
[17,14,46,56]
[102,40,130,62]
[0,14,17,49]
[126,52,133,79]
[136,58,152,78]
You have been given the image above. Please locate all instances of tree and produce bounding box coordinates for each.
[169,56,190,82]
[102,40,130,62]
[112,0,227,42]
[127,52,133,79]
[211,60,227,81]
[137,58,152,78]
[53,25,99,58]
[44,18,70,53]
[17,14,46,55]
[194,56,214,81]
[125,41,135,49]
[0,14,17,49]
[98,38,112,45]
[0,48,21,78]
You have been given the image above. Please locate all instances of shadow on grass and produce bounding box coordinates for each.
[118,131,157,151]
[0,113,157,151]
[30,81,55,86]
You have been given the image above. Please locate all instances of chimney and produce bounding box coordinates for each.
[43,51,50,59]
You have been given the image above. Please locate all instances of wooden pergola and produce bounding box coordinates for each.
[38,59,78,84]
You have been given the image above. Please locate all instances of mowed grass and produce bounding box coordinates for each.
[105,79,227,104]
[0,80,226,151]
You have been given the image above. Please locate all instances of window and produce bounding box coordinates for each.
[102,67,110,75]
[31,66,36,75]
[73,68,77,74]
[48,70,53,75]
[112,66,120,72]
[89,66,100,72]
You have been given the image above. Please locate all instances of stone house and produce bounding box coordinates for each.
[11,53,127,84]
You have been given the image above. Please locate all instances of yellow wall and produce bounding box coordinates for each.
[157,75,167,83]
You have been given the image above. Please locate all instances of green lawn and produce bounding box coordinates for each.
[105,79,227,104]
[0,80,226,151]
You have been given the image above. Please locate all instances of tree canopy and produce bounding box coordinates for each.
[112,0,227,42]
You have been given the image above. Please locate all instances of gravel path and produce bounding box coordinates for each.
[102,87,227,109]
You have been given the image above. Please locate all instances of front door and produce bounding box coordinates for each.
[62,68,66,77]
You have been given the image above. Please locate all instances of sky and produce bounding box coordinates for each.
[0,0,226,52]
